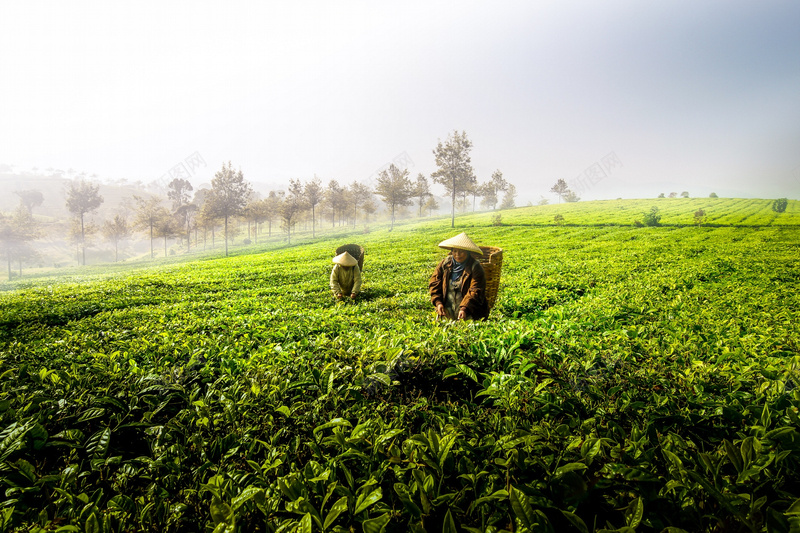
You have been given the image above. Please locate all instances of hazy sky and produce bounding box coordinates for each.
[2,1,799,203]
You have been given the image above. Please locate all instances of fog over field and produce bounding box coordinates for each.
[1,1,799,204]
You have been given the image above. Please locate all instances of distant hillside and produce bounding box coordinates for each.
[451,197,800,227]
[0,172,158,219]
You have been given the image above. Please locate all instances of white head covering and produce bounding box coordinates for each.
[437,232,483,255]
[332,251,358,267]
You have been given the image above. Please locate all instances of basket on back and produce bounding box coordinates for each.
[335,244,365,271]
[477,246,503,310]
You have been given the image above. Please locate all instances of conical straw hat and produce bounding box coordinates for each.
[332,251,358,267]
[437,232,482,255]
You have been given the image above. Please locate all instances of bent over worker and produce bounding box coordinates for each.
[330,251,362,299]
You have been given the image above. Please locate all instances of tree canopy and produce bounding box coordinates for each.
[550,179,569,204]
[432,130,475,228]
[65,180,104,265]
[206,162,253,256]
[375,164,414,230]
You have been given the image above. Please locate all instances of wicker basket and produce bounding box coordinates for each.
[335,244,365,271]
[477,246,503,310]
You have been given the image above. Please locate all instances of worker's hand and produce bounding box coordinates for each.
[457,308,467,320]
[336,293,343,299]
[435,303,446,316]
[350,293,357,299]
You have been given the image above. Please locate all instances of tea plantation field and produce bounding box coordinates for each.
[1,199,800,532]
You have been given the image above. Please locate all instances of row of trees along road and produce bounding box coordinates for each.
[1,131,520,277]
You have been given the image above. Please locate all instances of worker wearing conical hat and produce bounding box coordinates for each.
[330,251,362,299]
[428,233,489,320]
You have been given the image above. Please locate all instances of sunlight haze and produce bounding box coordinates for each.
[2,0,799,202]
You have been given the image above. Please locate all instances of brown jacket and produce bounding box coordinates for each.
[429,254,489,320]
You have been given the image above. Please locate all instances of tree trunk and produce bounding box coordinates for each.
[150,223,154,259]
[224,216,229,256]
[80,213,86,265]
[451,175,456,228]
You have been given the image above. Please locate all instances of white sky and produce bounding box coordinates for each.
[1,0,799,203]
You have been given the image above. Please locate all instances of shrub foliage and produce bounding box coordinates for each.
[1,208,800,531]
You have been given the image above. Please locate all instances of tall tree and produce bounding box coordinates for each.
[205,162,253,256]
[190,188,210,247]
[479,182,496,210]
[423,195,440,217]
[168,178,194,251]
[264,191,284,237]
[431,130,475,228]
[468,180,481,212]
[242,200,265,243]
[65,179,104,265]
[304,177,323,238]
[482,170,508,210]
[153,213,180,257]
[325,180,346,228]
[500,183,517,209]
[375,164,414,230]
[14,189,44,215]
[550,179,569,204]
[175,204,197,251]
[196,201,218,250]
[280,179,305,245]
[362,198,377,224]
[102,214,131,262]
[134,195,169,259]
[0,208,37,280]
[167,178,193,209]
[348,181,372,228]
[414,173,431,217]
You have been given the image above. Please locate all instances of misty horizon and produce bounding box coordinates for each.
[1,1,798,205]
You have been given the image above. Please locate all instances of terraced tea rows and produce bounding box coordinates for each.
[1,200,799,532]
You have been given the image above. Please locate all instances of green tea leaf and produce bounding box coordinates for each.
[361,512,390,533]
[626,496,643,528]
[354,487,382,515]
[232,486,263,511]
[324,496,348,530]
[393,483,422,518]
[510,486,536,530]
[314,418,352,435]
[723,439,743,474]
[561,510,589,533]
[442,508,458,533]
[554,462,587,478]
[210,496,232,525]
[299,513,312,533]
